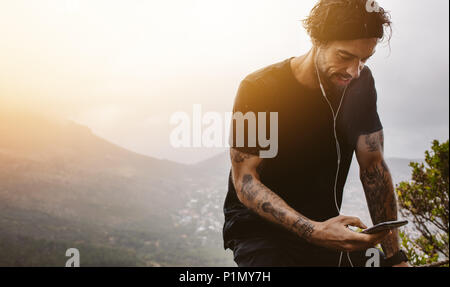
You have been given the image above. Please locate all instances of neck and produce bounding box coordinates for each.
[290,48,320,90]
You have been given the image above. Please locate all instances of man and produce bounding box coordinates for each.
[223,0,410,267]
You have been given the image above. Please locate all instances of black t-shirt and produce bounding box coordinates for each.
[222,57,383,256]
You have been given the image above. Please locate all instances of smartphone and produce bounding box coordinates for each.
[362,220,409,234]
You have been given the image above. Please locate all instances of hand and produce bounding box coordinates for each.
[309,215,391,252]
[392,261,410,267]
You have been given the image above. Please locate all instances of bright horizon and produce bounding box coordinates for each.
[1,0,448,164]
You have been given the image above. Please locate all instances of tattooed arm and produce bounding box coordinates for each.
[231,148,389,251]
[230,148,315,239]
[356,130,402,259]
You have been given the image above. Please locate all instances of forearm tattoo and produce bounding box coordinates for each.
[361,160,397,221]
[262,202,287,223]
[238,171,314,240]
[232,148,315,240]
[361,132,399,256]
[292,216,315,239]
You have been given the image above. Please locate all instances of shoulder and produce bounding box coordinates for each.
[234,58,291,110]
[350,65,376,89]
[360,65,375,86]
[347,65,378,103]
[240,58,292,91]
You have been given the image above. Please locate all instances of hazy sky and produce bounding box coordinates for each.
[1,0,448,164]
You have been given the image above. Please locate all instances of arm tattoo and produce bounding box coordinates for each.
[241,174,258,201]
[238,173,315,240]
[365,132,384,153]
[361,160,399,256]
[292,216,315,239]
[256,159,265,177]
[361,160,397,221]
[262,202,287,224]
[231,148,254,163]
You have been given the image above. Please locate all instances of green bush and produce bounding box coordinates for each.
[396,140,449,266]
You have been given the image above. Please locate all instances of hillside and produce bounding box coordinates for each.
[0,109,234,266]
[0,108,421,266]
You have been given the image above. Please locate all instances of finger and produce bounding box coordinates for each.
[347,230,390,249]
[367,230,391,245]
[339,216,368,229]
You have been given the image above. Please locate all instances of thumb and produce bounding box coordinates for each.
[368,230,391,245]
[339,216,368,229]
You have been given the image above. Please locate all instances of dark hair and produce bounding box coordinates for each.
[303,0,392,45]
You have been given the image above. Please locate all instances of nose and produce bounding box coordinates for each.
[346,59,364,79]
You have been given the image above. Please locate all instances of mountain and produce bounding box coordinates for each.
[0,109,191,225]
[192,152,231,177]
[0,108,234,266]
[0,107,422,266]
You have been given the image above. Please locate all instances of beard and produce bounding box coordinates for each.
[316,65,346,96]
[316,52,348,96]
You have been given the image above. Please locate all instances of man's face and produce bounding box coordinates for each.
[316,38,378,91]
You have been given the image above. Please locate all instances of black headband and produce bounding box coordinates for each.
[312,6,385,41]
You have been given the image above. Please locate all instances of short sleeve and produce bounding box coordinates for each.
[355,68,383,136]
[229,79,269,156]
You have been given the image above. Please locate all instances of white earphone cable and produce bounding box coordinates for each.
[315,50,353,267]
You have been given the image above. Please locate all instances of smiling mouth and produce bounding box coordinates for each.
[336,75,352,84]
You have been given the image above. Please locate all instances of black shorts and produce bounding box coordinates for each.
[232,237,388,267]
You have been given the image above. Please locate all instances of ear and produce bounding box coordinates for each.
[312,38,330,50]
[311,38,322,49]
